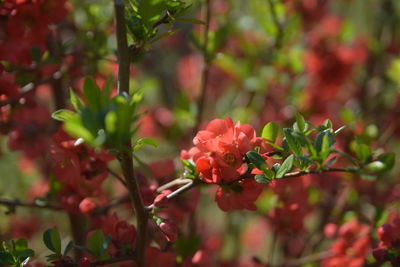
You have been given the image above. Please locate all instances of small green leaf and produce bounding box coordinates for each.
[0,251,15,265]
[364,161,386,173]
[378,152,395,172]
[295,113,306,132]
[246,151,267,172]
[69,89,84,111]
[83,77,102,111]
[283,128,302,156]
[262,122,279,143]
[43,228,61,255]
[133,138,159,151]
[254,174,271,184]
[52,109,75,122]
[276,154,294,178]
[87,230,104,258]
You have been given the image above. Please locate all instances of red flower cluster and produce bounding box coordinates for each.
[102,213,137,246]
[0,0,68,66]
[183,117,264,211]
[50,129,114,214]
[373,217,400,266]
[323,219,370,267]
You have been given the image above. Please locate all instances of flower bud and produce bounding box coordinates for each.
[159,220,178,242]
[79,198,97,214]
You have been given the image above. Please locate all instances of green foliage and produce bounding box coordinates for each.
[125,0,193,48]
[52,78,143,152]
[74,231,111,260]
[261,122,280,143]
[0,239,34,267]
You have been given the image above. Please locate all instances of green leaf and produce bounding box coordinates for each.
[295,113,306,132]
[133,138,158,151]
[377,152,395,172]
[69,89,84,111]
[315,130,334,153]
[364,161,386,173]
[87,230,104,258]
[276,154,294,178]
[52,109,75,122]
[43,228,61,255]
[246,151,267,172]
[254,174,271,184]
[262,122,279,143]
[283,128,302,156]
[83,77,102,111]
[350,141,371,163]
[63,114,94,143]
[0,251,15,265]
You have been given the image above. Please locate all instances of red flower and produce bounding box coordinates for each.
[158,220,178,242]
[215,179,264,211]
[323,219,370,267]
[189,117,261,183]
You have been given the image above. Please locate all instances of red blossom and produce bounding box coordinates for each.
[323,219,370,267]
[215,179,264,211]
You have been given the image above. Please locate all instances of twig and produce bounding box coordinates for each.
[114,1,148,266]
[156,178,192,192]
[107,168,127,187]
[0,197,62,211]
[93,195,131,215]
[47,254,135,267]
[146,179,199,211]
[193,0,211,134]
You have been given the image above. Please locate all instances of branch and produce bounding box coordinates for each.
[114,0,130,95]
[0,197,62,212]
[93,195,131,215]
[47,254,135,267]
[193,0,211,134]
[114,1,147,266]
[145,167,359,211]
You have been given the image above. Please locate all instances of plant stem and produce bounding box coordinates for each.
[114,0,130,95]
[0,197,62,211]
[194,0,211,134]
[114,1,147,266]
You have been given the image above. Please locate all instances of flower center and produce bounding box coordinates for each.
[223,152,236,165]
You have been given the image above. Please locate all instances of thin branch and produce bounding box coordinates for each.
[193,0,212,134]
[47,254,135,267]
[156,178,192,192]
[107,168,127,187]
[145,167,359,212]
[93,195,131,215]
[114,0,130,95]
[146,179,200,211]
[114,1,147,266]
[0,197,62,212]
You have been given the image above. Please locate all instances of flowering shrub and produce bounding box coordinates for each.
[0,0,399,267]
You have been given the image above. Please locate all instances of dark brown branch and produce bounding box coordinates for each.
[47,254,135,267]
[145,167,358,211]
[0,197,62,211]
[114,1,148,266]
